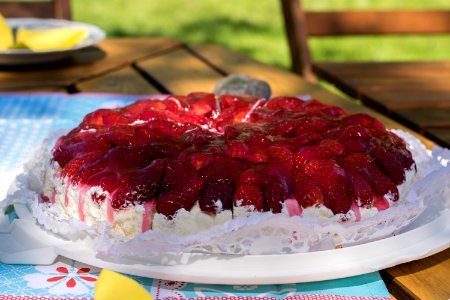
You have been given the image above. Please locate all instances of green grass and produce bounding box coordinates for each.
[72,0,450,70]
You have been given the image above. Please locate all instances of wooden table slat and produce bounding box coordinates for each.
[363,91,450,111]
[0,85,68,92]
[135,47,224,95]
[316,61,450,74]
[342,77,450,92]
[75,66,160,94]
[314,60,450,150]
[381,248,450,300]
[0,38,183,91]
[393,108,450,131]
[425,128,450,148]
[189,44,359,110]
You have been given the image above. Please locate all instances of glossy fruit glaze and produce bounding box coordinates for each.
[50,93,414,220]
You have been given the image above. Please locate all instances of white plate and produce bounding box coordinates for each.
[0,18,105,65]
[1,200,449,285]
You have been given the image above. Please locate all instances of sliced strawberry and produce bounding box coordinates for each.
[156,176,205,218]
[123,99,166,118]
[341,113,385,129]
[239,168,264,185]
[52,145,72,168]
[142,140,183,158]
[214,95,262,130]
[247,133,271,149]
[295,132,320,146]
[342,126,370,139]
[319,139,344,155]
[99,129,137,147]
[369,144,407,185]
[268,119,297,137]
[247,150,269,163]
[265,96,303,110]
[292,173,324,208]
[61,150,106,178]
[82,109,109,126]
[264,161,293,190]
[147,119,190,137]
[320,105,348,117]
[189,153,214,170]
[164,97,184,113]
[200,156,248,183]
[162,160,196,191]
[263,176,289,213]
[104,146,152,171]
[181,127,215,147]
[346,169,375,207]
[218,94,259,110]
[54,139,110,168]
[102,110,130,126]
[224,126,240,143]
[92,172,118,194]
[340,138,369,153]
[187,92,217,116]
[226,140,249,159]
[199,179,235,214]
[299,100,346,116]
[303,159,352,214]
[267,144,293,162]
[293,145,341,169]
[73,155,109,184]
[233,184,264,211]
[111,160,166,209]
[294,116,332,135]
[340,153,399,201]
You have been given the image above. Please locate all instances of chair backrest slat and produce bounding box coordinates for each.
[0,0,71,20]
[306,11,450,36]
[280,0,450,81]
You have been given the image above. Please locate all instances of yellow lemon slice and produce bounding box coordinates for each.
[17,27,88,51]
[95,269,153,300]
[0,14,14,50]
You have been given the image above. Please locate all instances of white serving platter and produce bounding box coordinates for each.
[0,198,448,285]
[0,18,105,65]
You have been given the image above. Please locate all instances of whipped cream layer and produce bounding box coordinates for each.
[39,160,416,238]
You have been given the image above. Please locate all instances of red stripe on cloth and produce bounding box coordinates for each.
[0,296,93,300]
[187,297,391,300]
[0,295,392,300]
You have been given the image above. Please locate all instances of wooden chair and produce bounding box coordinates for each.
[281,0,450,82]
[0,0,71,19]
[280,0,450,148]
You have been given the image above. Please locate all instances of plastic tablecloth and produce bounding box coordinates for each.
[0,93,391,300]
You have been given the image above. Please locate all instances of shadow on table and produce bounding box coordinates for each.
[0,46,106,72]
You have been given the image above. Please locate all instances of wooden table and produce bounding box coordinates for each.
[315,61,450,149]
[1,38,449,300]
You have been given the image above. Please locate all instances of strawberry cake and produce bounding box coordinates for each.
[38,93,416,238]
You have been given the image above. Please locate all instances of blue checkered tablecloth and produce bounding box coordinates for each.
[0,93,391,300]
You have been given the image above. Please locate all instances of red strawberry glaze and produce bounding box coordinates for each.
[77,185,90,222]
[374,196,390,211]
[46,93,416,236]
[142,200,156,232]
[351,200,361,222]
[284,198,302,217]
[51,191,56,204]
[64,178,71,207]
[106,194,114,223]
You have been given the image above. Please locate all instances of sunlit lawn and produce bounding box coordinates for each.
[73,0,450,70]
